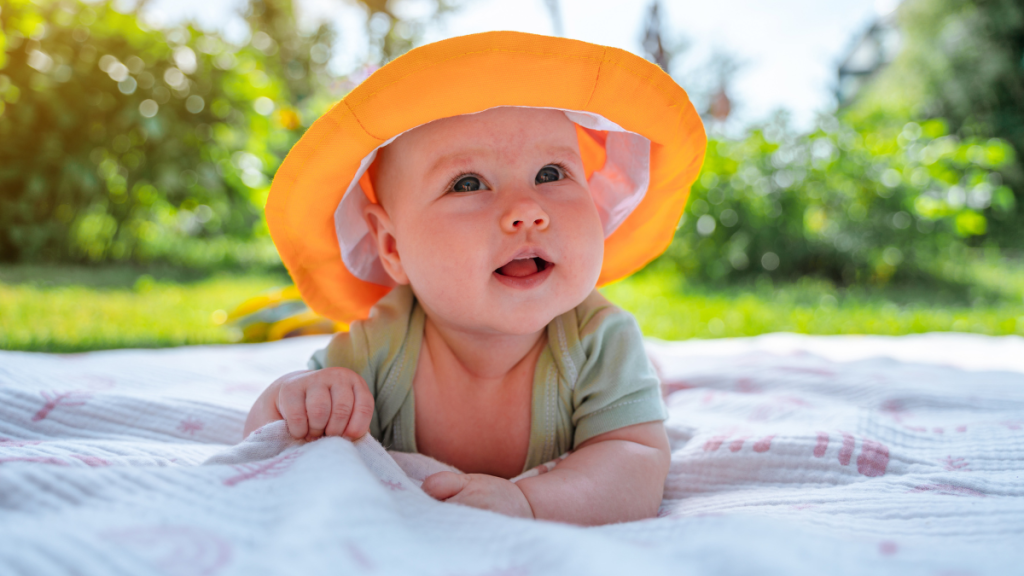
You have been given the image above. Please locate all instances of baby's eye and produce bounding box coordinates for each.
[535,165,562,185]
[452,175,484,193]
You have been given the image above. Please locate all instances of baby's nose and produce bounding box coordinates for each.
[500,198,550,233]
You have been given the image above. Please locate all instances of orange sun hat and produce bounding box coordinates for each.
[266,31,707,324]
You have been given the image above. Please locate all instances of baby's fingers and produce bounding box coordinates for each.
[342,380,374,440]
[323,382,354,438]
[304,384,332,441]
[277,383,309,439]
[422,472,469,501]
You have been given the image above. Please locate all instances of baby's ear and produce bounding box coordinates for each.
[363,204,409,285]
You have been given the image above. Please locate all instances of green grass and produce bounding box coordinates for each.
[0,265,288,352]
[602,260,1024,340]
[2,257,1023,353]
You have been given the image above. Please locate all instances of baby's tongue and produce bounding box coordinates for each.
[497,258,539,278]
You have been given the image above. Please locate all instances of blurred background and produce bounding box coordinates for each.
[1,0,1022,352]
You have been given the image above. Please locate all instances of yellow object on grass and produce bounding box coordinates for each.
[228,286,347,342]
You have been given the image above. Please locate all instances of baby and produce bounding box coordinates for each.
[245,32,705,526]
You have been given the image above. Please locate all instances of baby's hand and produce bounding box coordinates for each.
[421,472,534,519]
[244,368,374,442]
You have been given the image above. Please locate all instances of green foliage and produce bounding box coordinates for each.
[664,114,1016,284]
[849,0,1024,244]
[0,0,461,268]
[0,0,333,267]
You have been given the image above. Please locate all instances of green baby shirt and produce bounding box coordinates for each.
[307,285,666,473]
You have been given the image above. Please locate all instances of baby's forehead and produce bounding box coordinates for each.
[387,107,578,158]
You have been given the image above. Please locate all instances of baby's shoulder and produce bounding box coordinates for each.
[318,285,418,370]
[570,290,638,340]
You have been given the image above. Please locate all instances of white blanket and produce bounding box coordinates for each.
[1,333,1022,575]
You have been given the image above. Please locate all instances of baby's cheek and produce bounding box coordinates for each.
[409,232,479,281]
[567,211,605,281]
[400,228,488,311]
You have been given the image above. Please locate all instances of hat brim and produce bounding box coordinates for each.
[267,31,707,323]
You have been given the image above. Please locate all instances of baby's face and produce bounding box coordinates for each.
[367,107,604,336]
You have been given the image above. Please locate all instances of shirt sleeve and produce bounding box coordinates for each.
[307,347,327,370]
[306,320,378,396]
[570,299,666,448]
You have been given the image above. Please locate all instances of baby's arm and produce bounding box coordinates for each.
[422,421,671,525]
[243,368,375,441]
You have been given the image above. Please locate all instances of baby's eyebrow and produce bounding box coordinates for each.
[427,150,489,177]
[545,145,583,163]
[426,145,582,177]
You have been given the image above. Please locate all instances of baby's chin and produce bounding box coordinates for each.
[417,291,577,337]
[480,309,564,336]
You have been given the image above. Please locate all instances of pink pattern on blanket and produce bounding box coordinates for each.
[880,399,909,423]
[838,432,856,466]
[911,483,985,497]
[878,541,899,556]
[734,378,760,393]
[661,379,696,397]
[856,440,889,477]
[73,454,110,467]
[703,435,727,452]
[177,417,205,435]
[703,432,775,454]
[32,390,92,422]
[942,456,970,471]
[346,542,374,570]
[753,435,775,453]
[814,432,889,476]
[813,432,829,457]
[0,438,42,448]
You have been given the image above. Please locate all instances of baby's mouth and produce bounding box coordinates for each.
[495,257,552,278]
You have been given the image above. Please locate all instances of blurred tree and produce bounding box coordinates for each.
[0,0,337,266]
[663,113,1015,285]
[701,52,742,126]
[356,0,463,64]
[543,0,563,37]
[660,0,1022,287]
[641,0,671,72]
[245,0,334,105]
[639,0,741,126]
[849,0,1024,246]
